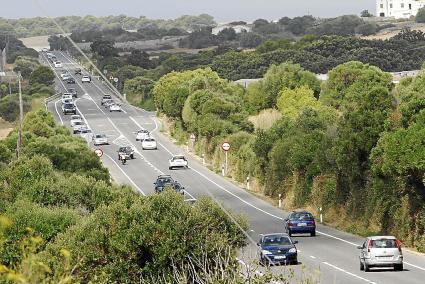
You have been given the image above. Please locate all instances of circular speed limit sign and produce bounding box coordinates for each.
[221,142,231,152]
[94,149,103,157]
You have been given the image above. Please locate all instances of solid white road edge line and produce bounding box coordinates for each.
[54,99,64,125]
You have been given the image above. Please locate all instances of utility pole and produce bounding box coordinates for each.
[16,71,23,158]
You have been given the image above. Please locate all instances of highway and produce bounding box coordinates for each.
[42,50,425,284]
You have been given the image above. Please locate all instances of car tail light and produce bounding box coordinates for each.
[312,220,316,226]
[396,240,403,254]
[288,221,293,227]
[367,240,372,253]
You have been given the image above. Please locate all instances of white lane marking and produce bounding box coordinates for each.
[54,100,64,125]
[310,255,316,259]
[132,104,425,275]
[60,52,128,114]
[404,261,425,271]
[103,153,145,196]
[322,262,377,284]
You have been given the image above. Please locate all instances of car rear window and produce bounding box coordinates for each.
[263,236,292,246]
[291,212,314,221]
[372,239,397,248]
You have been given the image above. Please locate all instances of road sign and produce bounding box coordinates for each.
[190,133,196,142]
[109,76,114,80]
[221,142,231,152]
[94,149,103,157]
[113,77,119,83]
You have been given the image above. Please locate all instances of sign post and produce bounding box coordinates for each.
[221,142,231,176]
[190,133,196,151]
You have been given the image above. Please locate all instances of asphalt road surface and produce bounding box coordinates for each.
[42,51,425,284]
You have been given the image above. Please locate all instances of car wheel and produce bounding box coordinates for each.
[130,154,134,159]
[169,167,173,170]
[288,231,292,237]
[118,155,121,160]
[364,263,370,272]
[311,231,316,237]
[395,264,403,271]
[292,259,298,265]
[360,261,364,271]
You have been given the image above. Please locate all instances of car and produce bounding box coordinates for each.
[109,103,122,112]
[81,75,91,83]
[80,127,93,138]
[72,121,86,134]
[141,137,157,150]
[74,68,82,75]
[169,155,188,170]
[62,103,76,115]
[66,77,76,84]
[61,94,73,104]
[103,99,114,108]
[67,88,77,98]
[42,48,49,52]
[54,61,62,68]
[118,146,134,160]
[60,72,69,80]
[358,236,403,272]
[257,233,298,266]
[284,211,316,237]
[135,129,150,141]
[70,115,82,127]
[62,74,71,81]
[153,175,174,193]
[101,95,112,105]
[93,134,108,146]
[62,98,73,105]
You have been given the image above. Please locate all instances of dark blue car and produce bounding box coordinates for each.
[257,233,298,265]
[284,211,316,237]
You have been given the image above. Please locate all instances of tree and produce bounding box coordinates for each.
[29,66,55,86]
[277,86,321,119]
[361,10,373,17]
[416,7,425,23]
[217,28,237,41]
[127,50,151,69]
[355,22,378,36]
[90,39,117,57]
[239,32,264,48]
[123,76,155,104]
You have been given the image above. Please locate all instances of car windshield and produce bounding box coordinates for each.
[120,147,131,153]
[157,177,173,185]
[71,115,80,120]
[290,212,314,221]
[173,156,186,161]
[372,239,397,248]
[96,134,106,138]
[75,121,84,126]
[145,139,155,142]
[262,235,292,246]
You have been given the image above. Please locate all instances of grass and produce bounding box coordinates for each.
[0,118,14,140]
[248,108,282,130]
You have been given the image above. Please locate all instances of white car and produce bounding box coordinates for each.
[109,103,122,112]
[141,137,157,150]
[60,72,69,80]
[72,121,86,134]
[61,94,73,104]
[93,134,108,146]
[81,75,91,83]
[62,74,72,81]
[54,61,62,68]
[80,128,93,142]
[135,129,150,141]
[169,155,188,170]
[70,115,82,127]
[42,48,48,52]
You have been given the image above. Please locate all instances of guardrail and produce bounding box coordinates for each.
[44,93,62,110]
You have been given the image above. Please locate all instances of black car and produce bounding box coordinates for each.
[62,103,76,115]
[118,146,134,160]
[257,233,298,265]
[154,175,176,193]
[74,68,82,75]
[66,77,76,84]
[284,211,316,237]
[67,88,77,98]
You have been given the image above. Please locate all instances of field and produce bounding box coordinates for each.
[19,35,50,51]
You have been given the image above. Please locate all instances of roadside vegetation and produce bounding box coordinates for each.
[0,34,54,122]
[0,110,309,283]
[151,60,425,252]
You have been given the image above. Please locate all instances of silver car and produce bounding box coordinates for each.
[358,236,403,272]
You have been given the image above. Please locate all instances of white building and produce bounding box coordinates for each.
[377,0,425,18]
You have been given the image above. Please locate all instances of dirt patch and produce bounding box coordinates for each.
[19,35,50,51]
[0,118,14,140]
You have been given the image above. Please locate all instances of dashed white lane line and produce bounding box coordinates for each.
[310,255,316,259]
[103,153,145,196]
[322,262,377,284]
